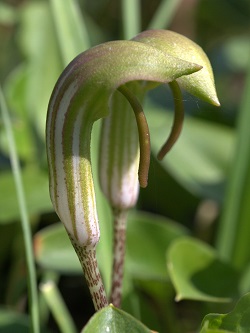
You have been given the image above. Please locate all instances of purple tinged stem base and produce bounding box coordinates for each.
[68,233,108,311]
[110,209,128,307]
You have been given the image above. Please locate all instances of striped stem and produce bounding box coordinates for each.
[109,209,128,307]
[69,234,108,311]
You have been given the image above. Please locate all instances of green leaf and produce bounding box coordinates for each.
[0,168,52,223]
[200,327,232,333]
[81,304,152,333]
[126,211,188,280]
[133,29,220,106]
[145,104,234,200]
[34,223,81,274]
[200,293,250,333]
[167,237,239,302]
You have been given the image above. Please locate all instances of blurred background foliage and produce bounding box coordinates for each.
[0,0,250,332]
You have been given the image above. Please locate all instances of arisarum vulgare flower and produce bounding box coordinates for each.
[46,29,219,311]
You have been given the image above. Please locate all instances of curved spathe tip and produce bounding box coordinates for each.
[132,29,220,107]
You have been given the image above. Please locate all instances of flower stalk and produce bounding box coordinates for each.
[109,209,128,307]
[68,235,108,310]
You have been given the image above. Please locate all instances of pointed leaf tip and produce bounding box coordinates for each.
[82,304,152,332]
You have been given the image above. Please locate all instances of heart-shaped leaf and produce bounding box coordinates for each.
[126,212,188,280]
[167,237,239,302]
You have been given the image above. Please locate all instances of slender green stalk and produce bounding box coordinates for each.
[0,85,40,333]
[40,280,77,333]
[216,58,250,268]
[121,0,141,39]
[147,0,182,30]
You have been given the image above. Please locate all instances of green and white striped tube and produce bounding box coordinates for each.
[46,73,99,247]
[99,89,140,211]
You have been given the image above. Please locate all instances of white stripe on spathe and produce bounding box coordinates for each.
[49,82,78,237]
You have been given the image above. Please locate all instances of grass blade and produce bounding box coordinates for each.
[0,85,40,333]
[40,279,77,333]
[216,58,250,269]
[147,0,182,30]
[50,0,91,65]
[121,0,141,39]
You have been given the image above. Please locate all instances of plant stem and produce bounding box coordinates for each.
[69,236,108,311]
[216,56,250,268]
[110,209,128,308]
[0,86,40,333]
